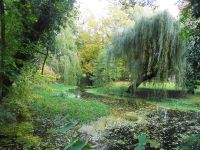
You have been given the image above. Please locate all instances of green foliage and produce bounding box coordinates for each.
[50,24,81,85]
[64,138,92,150]
[3,67,36,121]
[190,0,200,18]
[0,0,76,97]
[0,107,16,125]
[139,82,177,90]
[0,68,40,149]
[134,134,147,150]
[33,83,110,122]
[92,49,130,86]
[86,82,129,97]
[87,81,178,97]
[77,5,133,86]
[101,3,134,37]
[109,11,185,88]
[87,81,200,111]
[181,1,200,93]
[0,122,40,149]
[31,82,109,149]
[77,18,103,85]
[149,96,200,111]
[91,51,116,86]
[181,134,200,150]
[59,123,74,133]
[0,70,108,149]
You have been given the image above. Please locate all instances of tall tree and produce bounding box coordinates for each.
[181,0,200,93]
[50,24,81,85]
[77,16,103,85]
[92,4,134,86]
[108,11,185,93]
[0,0,5,100]
[0,0,76,99]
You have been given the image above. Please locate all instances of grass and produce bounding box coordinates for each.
[148,95,200,111]
[139,82,179,90]
[32,83,110,123]
[33,83,77,98]
[86,81,180,97]
[87,81,200,112]
[86,82,128,97]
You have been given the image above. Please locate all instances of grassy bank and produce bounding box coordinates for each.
[86,81,179,96]
[33,83,110,122]
[86,82,200,111]
[148,94,200,111]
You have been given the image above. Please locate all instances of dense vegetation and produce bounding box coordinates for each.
[0,0,200,149]
[108,11,185,93]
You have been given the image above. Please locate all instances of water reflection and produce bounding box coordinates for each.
[147,110,200,149]
[161,108,168,120]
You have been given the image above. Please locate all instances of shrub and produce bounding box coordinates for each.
[0,67,41,149]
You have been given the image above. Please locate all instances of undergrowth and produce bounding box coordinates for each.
[0,68,109,149]
[0,68,41,149]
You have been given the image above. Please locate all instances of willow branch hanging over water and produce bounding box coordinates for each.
[108,11,186,91]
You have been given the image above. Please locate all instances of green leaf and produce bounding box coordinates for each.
[69,140,86,150]
[55,115,69,125]
[64,138,86,150]
[138,133,147,146]
[59,123,74,133]
[64,138,79,150]
[134,145,145,150]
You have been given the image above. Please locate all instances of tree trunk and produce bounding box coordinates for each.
[0,0,5,101]
[127,81,142,95]
[127,70,158,95]
[41,49,49,75]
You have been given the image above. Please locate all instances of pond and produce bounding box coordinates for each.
[79,92,200,150]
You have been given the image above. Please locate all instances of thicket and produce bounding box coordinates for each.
[50,24,81,85]
[0,0,76,99]
[0,67,41,149]
[181,0,200,93]
[0,1,78,147]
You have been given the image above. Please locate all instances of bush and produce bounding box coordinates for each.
[0,67,41,149]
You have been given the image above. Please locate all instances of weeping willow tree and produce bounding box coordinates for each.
[50,25,81,85]
[57,52,81,85]
[108,11,185,93]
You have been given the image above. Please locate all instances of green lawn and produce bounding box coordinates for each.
[32,83,110,122]
[86,82,128,97]
[86,81,180,97]
[139,82,179,90]
[86,82,200,112]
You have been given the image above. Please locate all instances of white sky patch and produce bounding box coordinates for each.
[78,0,109,19]
[77,0,179,19]
[157,0,179,17]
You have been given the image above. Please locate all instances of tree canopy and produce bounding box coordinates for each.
[181,0,200,93]
[0,0,76,99]
[108,11,185,92]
